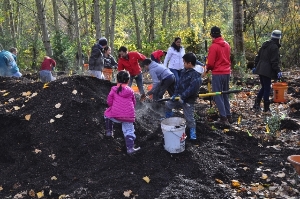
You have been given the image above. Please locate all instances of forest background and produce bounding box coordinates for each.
[0,0,299,73]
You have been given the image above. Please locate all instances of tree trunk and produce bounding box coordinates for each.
[110,0,117,54]
[131,0,142,49]
[7,0,16,46]
[232,0,244,58]
[162,0,168,27]
[83,0,90,53]
[203,0,207,34]
[187,0,191,27]
[73,0,82,71]
[94,0,101,39]
[105,0,110,43]
[35,0,53,56]
[52,0,59,31]
[168,0,172,24]
[143,0,149,35]
[148,0,155,42]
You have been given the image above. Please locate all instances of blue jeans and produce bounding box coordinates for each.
[165,101,196,128]
[128,73,145,95]
[170,68,181,87]
[104,117,136,139]
[257,75,271,102]
[212,74,231,117]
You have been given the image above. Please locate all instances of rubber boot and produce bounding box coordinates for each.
[263,100,270,112]
[165,111,174,118]
[189,127,197,140]
[125,136,141,154]
[105,118,113,137]
[215,116,230,127]
[252,98,262,111]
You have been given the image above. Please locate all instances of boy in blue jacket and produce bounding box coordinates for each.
[165,53,202,140]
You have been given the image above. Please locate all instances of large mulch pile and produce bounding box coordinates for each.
[0,74,299,199]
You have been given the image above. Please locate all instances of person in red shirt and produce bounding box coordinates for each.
[117,46,147,98]
[39,56,56,83]
[151,50,167,63]
[206,26,232,127]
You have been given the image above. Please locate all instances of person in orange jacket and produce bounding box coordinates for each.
[117,46,147,98]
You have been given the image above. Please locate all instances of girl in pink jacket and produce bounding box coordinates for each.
[104,70,140,154]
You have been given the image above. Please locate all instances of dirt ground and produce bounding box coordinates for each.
[0,72,299,199]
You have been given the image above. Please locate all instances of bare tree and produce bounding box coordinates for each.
[148,0,155,42]
[73,0,83,70]
[94,0,101,39]
[105,0,110,43]
[52,0,59,31]
[187,0,191,27]
[35,0,53,56]
[110,0,117,54]
[131,0,142,49]
[232,0,244,58]
[162,0,168,28]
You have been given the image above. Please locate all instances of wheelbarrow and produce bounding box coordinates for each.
[287,155,300,178]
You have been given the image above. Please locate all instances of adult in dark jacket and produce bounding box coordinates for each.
[88,37,108,79]
[165,53,202,140]
[253,30,282,112]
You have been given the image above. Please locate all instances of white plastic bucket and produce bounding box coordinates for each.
[161,117,186,153]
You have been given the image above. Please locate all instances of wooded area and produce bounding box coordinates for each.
[0,0,299,72]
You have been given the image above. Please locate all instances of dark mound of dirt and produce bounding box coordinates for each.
[0,76,299,199]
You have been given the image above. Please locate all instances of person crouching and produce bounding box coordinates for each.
[39,56,56,83]
[104,70,141,154]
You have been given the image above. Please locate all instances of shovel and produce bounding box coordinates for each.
[156,90,243,102]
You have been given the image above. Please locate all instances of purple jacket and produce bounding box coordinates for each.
[104,84,136,122]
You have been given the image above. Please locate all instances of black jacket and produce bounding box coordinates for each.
[254,40,281,79]
[88,44,105,71]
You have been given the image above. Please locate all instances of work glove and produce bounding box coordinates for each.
[252,68,256,74]
[171,95,177,102]
[277,72,282,79]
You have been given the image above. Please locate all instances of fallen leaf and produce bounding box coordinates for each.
[55,114,63,118]
[243,167,249,171]
[223,129,229,133]
[238,116,241,124]
[261,173,268,180]
[25,114,31,121]
[61,81,68,84]
[3,92,10,96]
[276,172,285,178]
[123,190,132,197]
[50,119,55,123]
[0,186,3,191]
[231,179,240,188]
[49,154,56,160]
[13,193,23,198]
[13,106,20,110]
[34,149,42,154]
[22,91,31,96]
[31,92,38,97]
[55,103,61,108]
[143,176,150,183]
[72,90,77,95]
[257,184,264,191]
[215,178,223,184]
[37,190,44,198]
[43,83,49,89]
[8,98,15,102]
[51,176,57,180]
[28,189,35,197]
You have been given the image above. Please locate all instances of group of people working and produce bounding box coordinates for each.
[0,26,282,155]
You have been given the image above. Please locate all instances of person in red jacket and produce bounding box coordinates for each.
[151,50,167,63]
[117,46,146,98]
[39,56,56,83]
[206,26,232,127]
